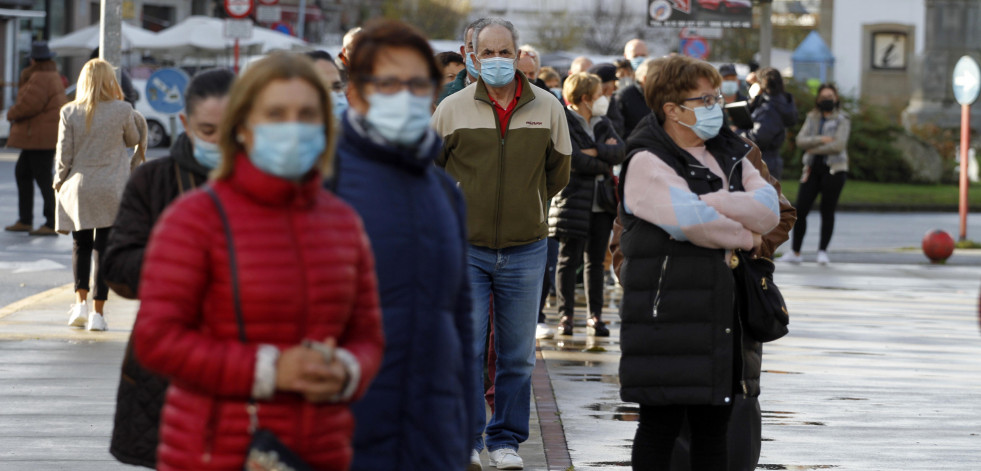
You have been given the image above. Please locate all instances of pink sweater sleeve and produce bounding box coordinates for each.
[623,151,754,250]
[699,159,780,235]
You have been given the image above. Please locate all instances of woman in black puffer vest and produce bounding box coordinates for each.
[618,56,779,470]
[548,72,625,337]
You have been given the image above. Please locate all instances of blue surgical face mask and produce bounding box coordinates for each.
[678,104,724,141]
[477,56,516,87]
[629,56,647,72]
[191,133,220,169]
[248,122,326,180]
[365,90,433,147]
[464,52,479,79]
[550,87,562,101]
[721,80,739,96]
[331,90,349,119]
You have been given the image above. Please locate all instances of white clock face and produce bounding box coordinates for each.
[872,33,906,70]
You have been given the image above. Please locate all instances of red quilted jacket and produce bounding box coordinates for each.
[133,154,384,471]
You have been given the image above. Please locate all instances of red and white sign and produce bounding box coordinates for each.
[224,0,253,18]
[673,0,691,14]
[257,0,279,5]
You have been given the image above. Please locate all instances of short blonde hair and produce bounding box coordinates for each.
[539,66,560,85]
[73,59,125,131]
[214,52,335,180]
[644,55,722,124]
[562,72,600,106]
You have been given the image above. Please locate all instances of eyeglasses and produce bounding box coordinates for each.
[328,80,346,92]
[359,76,437,97]
[680,92,725,110]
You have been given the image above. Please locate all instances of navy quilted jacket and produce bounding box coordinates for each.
[332,112,476,471]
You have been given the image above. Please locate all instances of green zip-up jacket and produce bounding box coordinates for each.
[433,72,571,250]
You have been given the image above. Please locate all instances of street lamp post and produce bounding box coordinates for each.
[758,0,772,68]
[99,0,123,80]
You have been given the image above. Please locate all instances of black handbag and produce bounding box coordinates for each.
[733,251,789,342]
[205,187,315,471]
[596,173,619,215]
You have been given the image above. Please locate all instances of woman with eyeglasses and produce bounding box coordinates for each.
[735,67,797,180]
[132,52,384,471]
[617,55,779,470]
[328,20,476,471]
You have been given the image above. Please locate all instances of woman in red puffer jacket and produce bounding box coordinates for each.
[133,52,384,471]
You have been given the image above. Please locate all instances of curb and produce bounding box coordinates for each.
[533,343,572,470]
[0,283,73,321]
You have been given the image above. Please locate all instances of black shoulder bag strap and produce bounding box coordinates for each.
[204,186,246,343]
[204,186,316,470]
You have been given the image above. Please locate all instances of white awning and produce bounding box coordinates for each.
[0,8,45,19]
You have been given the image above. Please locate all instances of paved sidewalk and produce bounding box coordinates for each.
[0,286,554,470]
[2,258,981,470]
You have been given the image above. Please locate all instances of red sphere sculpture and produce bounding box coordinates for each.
[922,229,955,263]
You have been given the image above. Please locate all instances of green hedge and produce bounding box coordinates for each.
[779,80,910,183]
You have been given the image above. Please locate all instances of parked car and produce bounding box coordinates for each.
[132,79,183,148]
[1,81,180,148]
[697,0,752,13]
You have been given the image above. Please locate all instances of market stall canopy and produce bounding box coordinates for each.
[151,16,308,55]
[48,22,159,56]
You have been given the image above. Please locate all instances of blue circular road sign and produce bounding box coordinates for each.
[952,55,980,106]
[681,37,709,60]
[145,68,190,114]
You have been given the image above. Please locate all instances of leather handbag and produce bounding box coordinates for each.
[596,173,619,215]
[732,251,789,342]
[205,187,315,471]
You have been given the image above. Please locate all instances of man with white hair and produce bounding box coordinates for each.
[433,17,571,471]
[613,57,653,139]
[336,26,362,74]
[438,18,488,104]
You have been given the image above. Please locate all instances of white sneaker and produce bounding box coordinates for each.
[468,449,482,471]
[68,302,88,327]
[488,447,523,470]
[535,323,554,340]
[816,250,831,265]
[86,312,107,331]
[777,252,803,263]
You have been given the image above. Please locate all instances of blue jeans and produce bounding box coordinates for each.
[469,240,546,452]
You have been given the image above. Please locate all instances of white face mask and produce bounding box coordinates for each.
[590,96,610,117]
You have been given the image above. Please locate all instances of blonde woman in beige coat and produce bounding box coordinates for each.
[54,58,147,331]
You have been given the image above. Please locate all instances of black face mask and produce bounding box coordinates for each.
[817,99,837,112]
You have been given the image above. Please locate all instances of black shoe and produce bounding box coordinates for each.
[557,316,574,336]
[587,317,610,337]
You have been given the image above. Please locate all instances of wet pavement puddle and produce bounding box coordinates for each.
[583,402,639,422]
[582,461,631,467]
[557,372,620,384]
[758,465,839,470]
[763,410,826,426]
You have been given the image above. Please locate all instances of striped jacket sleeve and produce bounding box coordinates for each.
[623,151,754,250]
[698,159,780,235]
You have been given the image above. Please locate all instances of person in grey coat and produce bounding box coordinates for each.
[53,58,146,332]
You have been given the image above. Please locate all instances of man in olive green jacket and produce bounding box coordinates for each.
[431,18,570,470]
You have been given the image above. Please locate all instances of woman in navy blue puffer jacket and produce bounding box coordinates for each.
[738,67,797,180]
[330,20,476,471]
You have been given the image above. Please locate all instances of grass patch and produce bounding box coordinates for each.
[778,180,981,209]
[955,239,981,249]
